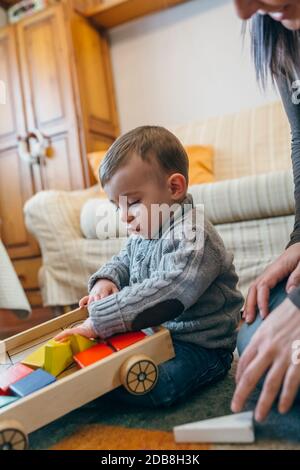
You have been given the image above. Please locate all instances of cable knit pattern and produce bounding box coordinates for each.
[88,242,132,291]
[88,194,244,351]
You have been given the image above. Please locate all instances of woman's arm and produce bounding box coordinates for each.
[243,72,300,322]
[276,69,300,247]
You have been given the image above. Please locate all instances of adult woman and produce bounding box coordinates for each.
[232,0,300,422]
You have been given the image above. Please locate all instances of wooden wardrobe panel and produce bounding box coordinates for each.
[13,257,42,290]
[39,134,84,190]
[88,133,114,152]
[16,4,87,189]
[0,147,39,258]
[71,13,119,139]
[85,134,115,185]
[20,19,65,127]
[0,26,26,151]
[0,27,39,259]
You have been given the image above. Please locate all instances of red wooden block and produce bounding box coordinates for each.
[74,343,114,368]
[0,364,34,396]
[107,331,147,351]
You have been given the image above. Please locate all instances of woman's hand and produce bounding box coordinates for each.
[79,279,119,308]
[243,242,300,323]
[54,318,97,342]
[232,297,300,421]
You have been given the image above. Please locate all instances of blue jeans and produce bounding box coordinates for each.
[109,339,233,408]
[237,277,300,403]
[237,277,288,356]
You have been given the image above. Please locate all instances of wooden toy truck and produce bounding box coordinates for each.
[0,307,175,450]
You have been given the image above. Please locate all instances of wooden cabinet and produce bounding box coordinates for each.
[0,2,119,306]
[13,257,42,289]
[73,0,191,29]
[0,26,39,260]
[17,6,85,191]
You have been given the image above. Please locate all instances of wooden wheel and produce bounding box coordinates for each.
[0,420,28,450]
[120,354,158,395]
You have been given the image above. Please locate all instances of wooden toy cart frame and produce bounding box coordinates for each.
[0,307,175,450]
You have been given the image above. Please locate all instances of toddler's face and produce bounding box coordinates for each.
[103,153,179,239]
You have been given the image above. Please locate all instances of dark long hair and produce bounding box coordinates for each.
[248,14,300,87]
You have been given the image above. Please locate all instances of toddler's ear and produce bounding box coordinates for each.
[168,173,187,201]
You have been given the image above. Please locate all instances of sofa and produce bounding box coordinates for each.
[24,100,295,308]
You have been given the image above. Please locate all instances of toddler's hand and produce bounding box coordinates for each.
[54,318,97,342]
[79,278,119,307]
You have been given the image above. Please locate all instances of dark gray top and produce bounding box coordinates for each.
[276,71,300,308]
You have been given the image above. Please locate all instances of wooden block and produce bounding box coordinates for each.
[74,343,114,368]
[10,369,56,397]
[107,331,147,351]
[0,395,19,409]
[9,329,63,365]
[21,344,45,370]
[173,412,255,444]
[0,364,34,396]
[20,332,65,371]
[69,334,96,355]
[57,363,79,381]
[44,340,74,377]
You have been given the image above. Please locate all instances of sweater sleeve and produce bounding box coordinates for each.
[88,239,131,292]
[276,71,300,248]
[88,227,225,339]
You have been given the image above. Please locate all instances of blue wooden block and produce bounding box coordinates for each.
[0,396,19,408]
[10,368,56,397]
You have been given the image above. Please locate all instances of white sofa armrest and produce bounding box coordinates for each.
[23,186,128,307]
[24,185,101,244]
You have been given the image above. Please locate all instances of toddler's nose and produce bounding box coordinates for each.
[120,209,134,224]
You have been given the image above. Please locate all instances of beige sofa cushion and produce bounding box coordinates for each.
[190,170,294,225]
[173,101,291,180]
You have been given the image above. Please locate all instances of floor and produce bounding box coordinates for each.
[1,308,300,449]
[0,307,54,340]
[30,358,300,450]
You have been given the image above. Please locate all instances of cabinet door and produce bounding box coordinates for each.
[16,4,88,191]
[0,26,39,259]
[71,13,119,140]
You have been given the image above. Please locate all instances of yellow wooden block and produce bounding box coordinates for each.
[70,334,96,355]
[21,345,45,370]
[21,335,94,376]
[44,340,74,377]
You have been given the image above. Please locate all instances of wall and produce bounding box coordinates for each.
[109,0,278,133]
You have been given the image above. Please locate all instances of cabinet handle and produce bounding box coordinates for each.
[17,129,52,165]
[17,134,32,164]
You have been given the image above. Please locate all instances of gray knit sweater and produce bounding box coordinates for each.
[88,194,244,351]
